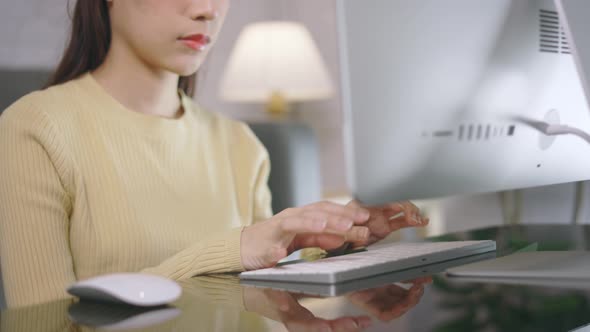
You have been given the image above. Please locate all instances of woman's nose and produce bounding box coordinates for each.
[190,2,218,21]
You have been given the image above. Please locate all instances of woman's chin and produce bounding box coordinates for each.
[168,59,205,77]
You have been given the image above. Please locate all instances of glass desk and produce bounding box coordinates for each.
[2,224,590,332]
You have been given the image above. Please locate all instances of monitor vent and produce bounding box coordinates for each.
[457,124,515,142]
[539,9,571,55]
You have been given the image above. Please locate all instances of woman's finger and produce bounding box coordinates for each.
[385,201,426,226]
[301,210,358,233]
[383,285,408,298]
[329,317,369,332]
[385,286,422,321]
[286,319,332,332]
[346,199,363,208]
[281,214,371,238]
[367,215,393,238]
[280,216,329,233]
[307,201,370,224]
[388,215,429,232]
[350,298,383,320]
[345,226,370,243]
[350,289,377,303]
[356,316,373,329]
[405,276,433,285]
[265,289,295,312]
[295,233,347,250]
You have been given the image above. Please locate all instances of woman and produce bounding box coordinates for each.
[0,0,428,308]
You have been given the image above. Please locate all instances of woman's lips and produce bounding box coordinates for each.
[179,34,210,51]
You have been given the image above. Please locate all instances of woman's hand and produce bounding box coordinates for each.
[241,201,371,270]
[244,286,372,332]
[346,200,429,247]
[347,277,431,322]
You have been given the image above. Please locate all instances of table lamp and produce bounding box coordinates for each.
[219,21,334,115]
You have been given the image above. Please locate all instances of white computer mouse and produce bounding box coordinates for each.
[67,273,182,307]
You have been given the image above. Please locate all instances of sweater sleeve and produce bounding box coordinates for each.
[140,227,245,279]
[252,135,273,223]
[0,105,77,308]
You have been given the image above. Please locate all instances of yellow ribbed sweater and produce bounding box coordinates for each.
[0,73,272,308]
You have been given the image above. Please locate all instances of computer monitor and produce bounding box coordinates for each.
[337,0,590,205]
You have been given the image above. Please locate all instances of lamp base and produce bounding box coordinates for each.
[266,91,291,115]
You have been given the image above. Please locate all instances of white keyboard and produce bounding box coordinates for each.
[240,240,496,284]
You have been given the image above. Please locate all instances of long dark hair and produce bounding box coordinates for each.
[47,0,196,97]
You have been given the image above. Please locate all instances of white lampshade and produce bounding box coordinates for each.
[219,21,334,103]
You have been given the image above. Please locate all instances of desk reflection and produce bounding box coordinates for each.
[242,277,430,331]
[0,275,430,332]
